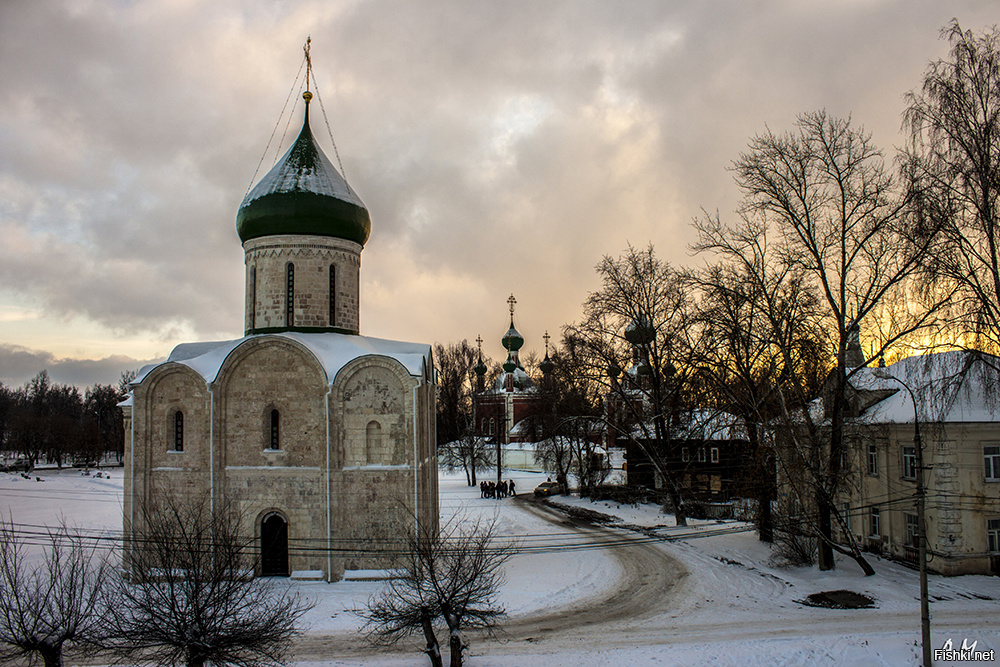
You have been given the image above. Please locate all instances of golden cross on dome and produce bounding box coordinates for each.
[303,36,313,102]
[507,293,517,316]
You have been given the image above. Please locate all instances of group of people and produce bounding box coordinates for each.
[480,479,515,499]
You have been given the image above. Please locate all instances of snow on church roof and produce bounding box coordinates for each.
[132,332,432,387]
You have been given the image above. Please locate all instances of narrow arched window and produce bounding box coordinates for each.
[366,421,382,464]
[249,265,256,329]
[174,411,184,452]
[329,264,336,326]
[269,410,280,450]
[285,263,294,326]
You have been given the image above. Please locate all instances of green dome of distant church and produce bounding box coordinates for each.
[236,96,371,246]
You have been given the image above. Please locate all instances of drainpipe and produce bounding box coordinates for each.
[208,384,215,517]
[326,382,334,582]
[412,376,422,539]
[128,393,135,575]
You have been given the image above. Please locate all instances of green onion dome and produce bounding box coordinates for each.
[502,353,517,373]
[540,352,554,375]
[474,357,488,376]
[236,102,370,246]
[501,323,524,352]
[624,315,655,346]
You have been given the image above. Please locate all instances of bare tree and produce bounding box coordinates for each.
[564,245,704,525]
[904,21,1000,354]
[695,110,943,572]
[435,341,494,486]
[688,261,811,541]
[0,518,112,667]
[440,431,495,487]
[106,496,313,667]
[361,515,513,667]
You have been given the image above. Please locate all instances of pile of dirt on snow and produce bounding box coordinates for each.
[798,590,876,609]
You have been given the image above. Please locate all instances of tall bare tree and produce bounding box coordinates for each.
[565,245,704,525]
[106,496,312,667]
[0,519,112,667]
[361,515,513,667]
[435,341,495,486]
[904,21,1000,354]
[695,110,943,571]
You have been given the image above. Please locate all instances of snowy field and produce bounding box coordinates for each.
[1,467,998,666]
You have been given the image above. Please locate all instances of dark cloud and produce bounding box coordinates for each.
[0,0,997,368]
[0,343,158,389]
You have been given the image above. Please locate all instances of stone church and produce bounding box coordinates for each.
[121,88,438,582]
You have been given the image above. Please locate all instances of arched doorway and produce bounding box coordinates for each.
[260,512,288,577]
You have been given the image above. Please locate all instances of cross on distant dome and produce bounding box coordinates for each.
[543,330,550,353]
[476,334,483,350]
[507,294,517,316]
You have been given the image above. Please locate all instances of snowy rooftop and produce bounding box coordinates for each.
[132,332,432,387]
[849,351,1000,424]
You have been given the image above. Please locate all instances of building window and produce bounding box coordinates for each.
[867,443,878,476]
[839,502,851,533]
[902,446,916,480]
[869,506,880,537]
[905,513,919,548]
[269,410,280,450]
[489,418,495,435]
[481,418,487,434]
[681,447,689,462]
[285,263,294,326]
[988,518,1000,552]
[329,264,336,326]
[173,411,184,452]
[697,448,706,463]
[710,447,720,464]
[985,445,1000,481]
[249,265,256,328]
[788,495,801,520]
[366,421,382,464]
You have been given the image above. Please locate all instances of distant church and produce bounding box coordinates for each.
[472,295,553,445]
[122,76,438,582]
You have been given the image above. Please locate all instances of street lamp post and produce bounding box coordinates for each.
[874,368,931,666]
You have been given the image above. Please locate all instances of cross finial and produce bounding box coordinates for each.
[303,36,313,102]
[507,293,517,316]
[543,330,550,353]
[476,334,483,352]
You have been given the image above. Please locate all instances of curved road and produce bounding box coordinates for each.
[290,495,689,662]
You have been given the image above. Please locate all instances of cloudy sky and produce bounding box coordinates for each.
[0,0,996,388]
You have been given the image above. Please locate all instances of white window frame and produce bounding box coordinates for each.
[905,513,919,548]
[985,445,1000,482]
[710,447,719,464]
[869,505,880,538]
[867,443,878,476]
[681,447,690,463]
[988,518,1000,553]
[902,446,916,480]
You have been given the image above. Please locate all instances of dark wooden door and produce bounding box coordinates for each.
[261,514,288,576]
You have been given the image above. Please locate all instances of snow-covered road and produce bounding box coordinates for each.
[3,468,999,666]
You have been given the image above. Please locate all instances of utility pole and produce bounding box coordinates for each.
[875,369,931,666]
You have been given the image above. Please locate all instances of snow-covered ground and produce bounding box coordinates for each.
[1,467,998,666]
